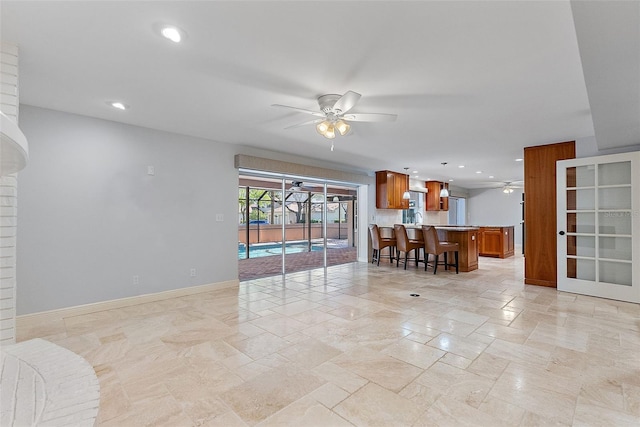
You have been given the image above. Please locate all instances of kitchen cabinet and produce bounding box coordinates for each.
[376,170,409,209]
[478,226,514,258]
[425,181,449,211]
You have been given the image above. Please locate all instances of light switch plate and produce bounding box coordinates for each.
[216,214,223,222]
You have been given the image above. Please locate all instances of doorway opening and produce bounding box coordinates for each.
[448,196,467,225]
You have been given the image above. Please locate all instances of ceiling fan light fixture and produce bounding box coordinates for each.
[273,90,396,148]
[324,124,336,139]
[316,121,329,134]
[335,120,350,136]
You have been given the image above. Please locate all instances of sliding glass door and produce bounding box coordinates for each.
[238,175,358,281]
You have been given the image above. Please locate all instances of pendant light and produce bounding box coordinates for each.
[440,163,450,197]
[402,167,411,200]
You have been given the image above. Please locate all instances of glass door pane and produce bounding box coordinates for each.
[573,259,596,281]
[247,189,282,260]
[599,236,632,260]
[598,161,631,185]
[284,187,324,275]
[567,165,595,187]
[599,261,632,286]
[599,212,632,234]
[566,212,595,233]
[598,187,632,210]
[327,193,358,267]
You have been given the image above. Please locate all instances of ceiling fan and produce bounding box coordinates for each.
[289,180,318,192]
[499,181,523,193]
[272,91,397,142]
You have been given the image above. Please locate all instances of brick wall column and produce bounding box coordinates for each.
[1,43,20,345]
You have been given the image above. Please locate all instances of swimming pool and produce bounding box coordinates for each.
[238,242,323,259]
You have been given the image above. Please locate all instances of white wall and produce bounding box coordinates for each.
[16,106,239,314]
[467,187,523,245]
[576,135,640,158]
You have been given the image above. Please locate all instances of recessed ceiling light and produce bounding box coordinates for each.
[489,175,494,178]
[161,25,184,43]
[412,170,418,174]
[449,179,454,182]
[515,158,523,162]
[458,165,465,168]
[108,101,128,110]
[476,171,482,174]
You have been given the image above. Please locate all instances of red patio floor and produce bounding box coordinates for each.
[238,246,358,281]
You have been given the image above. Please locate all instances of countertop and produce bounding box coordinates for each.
[436,225,514,228]
[435,226,480,231]
[378,224,480,231]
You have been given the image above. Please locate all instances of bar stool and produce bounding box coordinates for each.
[393,224,423,270]
[422,225,459,274]
[369,224,396,265]
[406,226,424,263]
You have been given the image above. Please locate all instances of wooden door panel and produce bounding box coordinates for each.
[524,141,575,287]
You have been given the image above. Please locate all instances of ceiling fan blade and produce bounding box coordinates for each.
[343,112,397,122]
[332,91,361,114]
[271,104,325,117]
[284,119,323,129]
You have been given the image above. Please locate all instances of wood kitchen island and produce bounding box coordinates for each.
[379,225,480,273]
[477,226,515,258]
[435,227,479,272]
[377,225,517,273]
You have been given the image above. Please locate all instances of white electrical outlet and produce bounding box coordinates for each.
[216,214,223,222]
[190,268,196,277]
[132,275,139,285]
[147,165,155,176]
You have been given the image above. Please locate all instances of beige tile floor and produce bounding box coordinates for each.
[19,253,640,426]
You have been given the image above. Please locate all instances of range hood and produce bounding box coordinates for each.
[0,112,29,175]
[409,184,428,193]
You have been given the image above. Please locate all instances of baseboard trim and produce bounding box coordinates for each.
[524,278,557,288]
[16,279,239,329]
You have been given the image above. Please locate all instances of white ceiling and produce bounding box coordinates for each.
[1,1,630,189]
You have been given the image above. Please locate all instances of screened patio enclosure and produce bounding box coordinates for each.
[238,175,358,279]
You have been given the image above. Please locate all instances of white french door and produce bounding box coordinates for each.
[557,152,640,303]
